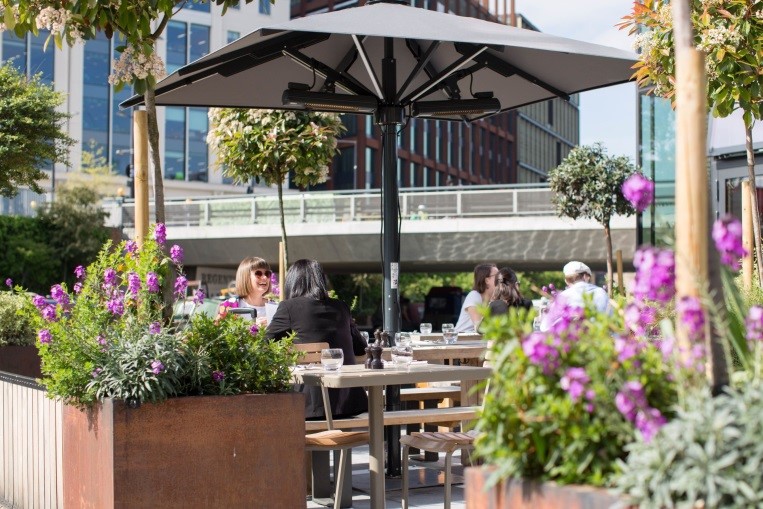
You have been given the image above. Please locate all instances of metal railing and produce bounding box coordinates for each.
[109,184,555,229]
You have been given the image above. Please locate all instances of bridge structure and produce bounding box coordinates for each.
[105,184,637,274]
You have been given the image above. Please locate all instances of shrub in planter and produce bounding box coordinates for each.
[616,381,763,508]
[0,290,36,346]
[475,302,680,488]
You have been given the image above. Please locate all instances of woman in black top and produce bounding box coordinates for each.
[266,259,368,419]
[488,267,533,316]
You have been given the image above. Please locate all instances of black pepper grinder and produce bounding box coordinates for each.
[369,329,384,369]
[365,330,380,369]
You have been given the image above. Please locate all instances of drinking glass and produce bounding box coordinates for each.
[320,348,344,371]
[419,323,433,335]
[442,329,459,344]
[391,345,414,369]
[395,332,412,346]
[441,323,454,332]
[360,331,370,344]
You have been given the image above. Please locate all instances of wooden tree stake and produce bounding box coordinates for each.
[279,241,285,302]
[743,180,754,290]
[133,110,150,247]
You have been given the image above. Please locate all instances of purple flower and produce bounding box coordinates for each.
[220,300,239,309]
[615,381,647,421]
[746,306,763,347]
[50,284,70,307]
[103,268,117,287]
[74,265,85,279]
[127,272,141,295]
[41,306,57,322]
[124,240,138,254]
[32,295,47,310]
[107,295,125,316]
[630,247,675,303]
[170,244,184,264]
[585,403,595,413]
[615,335,643,363]
[634,407,667,442]
[521,332,559,374]
[91,368,102,378]
[622,173,655,213]
[146,272,160,293]
[249,323,259,336]
[174,275,188,297]
[624,302,657,337]
[97,335,107,345]
[270,272,280,297]
[149,322,161,334]
[560,367,590,403]
[212,370,225,382]
[4,278,12,287]
[150,360,164,375]
[544,295,585,339]
[193,289,205,306]
[676,296,705,341]
[153,223,167,245]
[73,282,83,294]
[713,215,747,271]
[38,329,52,344]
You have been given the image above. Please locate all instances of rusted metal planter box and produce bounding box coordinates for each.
[465,466,624,509]
[64,392,306,509]
[0,345,42,378]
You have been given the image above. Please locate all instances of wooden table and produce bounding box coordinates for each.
[293,363,491,509]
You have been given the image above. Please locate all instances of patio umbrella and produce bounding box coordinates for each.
[123,0,636,335]
[124,0,635,336]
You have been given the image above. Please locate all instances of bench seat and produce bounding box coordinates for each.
[305,405,479,432]
[399,386,461,403]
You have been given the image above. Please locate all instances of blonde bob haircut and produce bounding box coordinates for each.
[235,257,271,298]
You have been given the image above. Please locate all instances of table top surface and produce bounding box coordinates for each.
[292,363,491,388]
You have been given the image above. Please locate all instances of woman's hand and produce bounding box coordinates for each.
[255,316,268,328]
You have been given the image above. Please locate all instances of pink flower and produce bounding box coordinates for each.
[32,295,46,310]
[38,329,52,344]
[615,335,642,363]
[146,272,160,293]
[249,323,259,335]
[103,268,117,287]
[150,360,164,375]
[74,265,85,279]
[124,240,138,254]
[521,332,559,375]
[630,247,675,303]
[153,223,167,245]
[746,306,763,347]
[170,244,184,264]
[174,275,188,297]
[73,282,83,294]
[193,289,205,306]
[212,370,225,382]
[622,173,655,213]
[560,367,590,403]
[41,306,57,322]
[149,322,161,334]
[676,296,705,341]
[634,407,667,442]
[4,278,12,287]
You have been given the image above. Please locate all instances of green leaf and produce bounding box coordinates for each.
[4,6,15,30]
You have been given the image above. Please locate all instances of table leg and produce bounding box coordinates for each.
[368,386,386,509]
[385,385,401,476]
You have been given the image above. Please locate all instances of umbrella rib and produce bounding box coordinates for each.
[454,43,570,101]
[400,45,488,105]
[352,35,383,100]
[397,40,440,103]
[282,48,374,97]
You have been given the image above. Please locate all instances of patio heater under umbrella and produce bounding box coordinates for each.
[123,0,635,487]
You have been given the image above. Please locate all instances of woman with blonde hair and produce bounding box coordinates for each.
[219,256,272,325]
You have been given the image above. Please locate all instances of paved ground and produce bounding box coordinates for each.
[307,445,467,509]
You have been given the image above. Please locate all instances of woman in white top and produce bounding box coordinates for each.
[220,256,272,327]
[454,263,498,333]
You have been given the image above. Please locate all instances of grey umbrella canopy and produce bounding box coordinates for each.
[123,0,635,343]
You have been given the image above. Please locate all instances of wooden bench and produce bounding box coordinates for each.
[400,386,461,403]
[304,405,479,432]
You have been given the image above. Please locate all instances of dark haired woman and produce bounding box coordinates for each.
[489,267,533,316]
[266,259,367,419]
[454,263,498,333]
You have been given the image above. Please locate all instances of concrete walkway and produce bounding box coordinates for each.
[307,444,467,509]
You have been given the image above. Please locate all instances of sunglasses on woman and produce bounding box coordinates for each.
[252,269,272,278]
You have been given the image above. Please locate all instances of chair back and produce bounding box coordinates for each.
[294,342,330,364]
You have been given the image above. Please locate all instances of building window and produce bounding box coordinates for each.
[548,100,554,126]
[2,30,54,84]
[227,31,241,43]
[164,22,210,181]
[365,147,375,189]
[259,0,272,15]
[184,1,211,12]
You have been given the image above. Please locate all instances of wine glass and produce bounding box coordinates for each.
[391,345,414,369]
[320,348,344,371]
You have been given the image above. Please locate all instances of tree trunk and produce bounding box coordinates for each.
[277,177,289,268]
[604,223,613,297]
[144,87,165,226]
[745,122,763,287]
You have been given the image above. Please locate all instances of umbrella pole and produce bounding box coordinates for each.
[380,37,403,479]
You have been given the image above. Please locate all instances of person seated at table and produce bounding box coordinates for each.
[488,267,533,316]
[454,263,498,333]
[266,259,368,419]
[539,261,610,332]
[218,256,271,328]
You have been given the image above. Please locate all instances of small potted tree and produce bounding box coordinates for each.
[0,288,40,378]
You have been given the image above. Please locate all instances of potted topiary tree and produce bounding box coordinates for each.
[20,224,307,508]
[0,287,40,378]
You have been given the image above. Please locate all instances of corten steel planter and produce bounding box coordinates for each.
[465,466,624,509]
[0,345,42,378]
[64,392,306,509]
